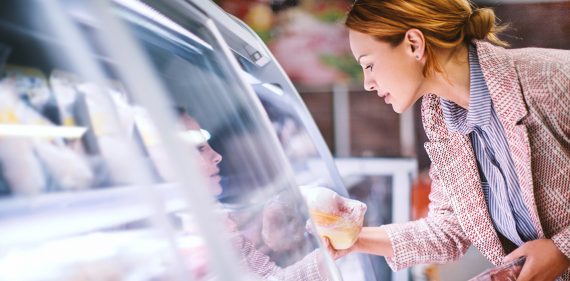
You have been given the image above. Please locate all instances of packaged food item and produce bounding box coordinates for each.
[76,82,139,186]
[300,186,366,250]
[0,80,93,194]
[469,256,525,281]
[4,65,60,124]
[49,70,81,127]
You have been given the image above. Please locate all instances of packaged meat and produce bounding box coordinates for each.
[300,186,367,250]
[469,256,525,281]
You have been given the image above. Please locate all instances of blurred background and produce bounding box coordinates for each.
[216,0,570,167]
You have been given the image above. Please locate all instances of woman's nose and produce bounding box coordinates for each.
[212,150,222,164]
[363,75,375,91]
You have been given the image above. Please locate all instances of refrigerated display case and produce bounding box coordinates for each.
[0,2,198,280]
[180,4,373,281]
[188,3,417,281]
[0,0,347,280]
[113,0,342,280]
[0,0,417,281]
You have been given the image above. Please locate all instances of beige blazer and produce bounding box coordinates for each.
[382,41,570,280]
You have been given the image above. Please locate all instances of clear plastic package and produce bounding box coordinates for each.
[300,186,367,250]
[469,256,525,281]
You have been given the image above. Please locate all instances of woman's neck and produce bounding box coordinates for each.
[426,44,471,109]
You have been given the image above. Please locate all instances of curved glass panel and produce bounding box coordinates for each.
[113,1,340,281]
[230,26,376,281]
[243,72,340,190]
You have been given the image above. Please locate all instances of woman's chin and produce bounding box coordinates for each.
[392,103,405,114]
[392,101,413,114]
[210,182,223,196]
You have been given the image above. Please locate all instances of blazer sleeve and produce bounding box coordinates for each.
[548,54,570,261]
[381,164,472,271]
[552,226,570,260]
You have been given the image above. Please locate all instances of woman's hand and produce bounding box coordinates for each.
[321,236,353,260]
[307,221,354,260]
[503,239,570,281]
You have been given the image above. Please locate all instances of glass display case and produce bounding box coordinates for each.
[0,0,417,280]
[0,0,344,280]
[205,4,420,281]
[190,3,417,281]
[114,0,341,280]
[0,1,196,280]
[182,4,373,281]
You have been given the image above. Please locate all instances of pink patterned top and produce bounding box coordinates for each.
[226,214,330,281]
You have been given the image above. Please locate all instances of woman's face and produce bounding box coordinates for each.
[349,30,425,113]
[181,115,223,196]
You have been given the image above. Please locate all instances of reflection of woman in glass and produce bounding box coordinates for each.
[178,108,334,281]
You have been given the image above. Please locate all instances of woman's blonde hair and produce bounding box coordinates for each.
[345,0,509,76]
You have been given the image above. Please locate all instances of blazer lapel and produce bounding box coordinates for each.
[422,94,505,264]
[475,41,544,237]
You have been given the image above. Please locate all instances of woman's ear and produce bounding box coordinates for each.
[405,29,425,60]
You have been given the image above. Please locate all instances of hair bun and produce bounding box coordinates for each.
[464,8,496,40]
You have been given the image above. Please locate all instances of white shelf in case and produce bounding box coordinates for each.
[0,183,189,247]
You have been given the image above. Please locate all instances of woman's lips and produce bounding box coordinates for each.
[210,173,221,182]
[378,92,391,104]
[384,93,391,104]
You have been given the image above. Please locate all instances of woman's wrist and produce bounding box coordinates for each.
[353,226,394,257]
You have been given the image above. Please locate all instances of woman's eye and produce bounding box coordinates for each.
[197,145,207,152]
[365,64,374,71]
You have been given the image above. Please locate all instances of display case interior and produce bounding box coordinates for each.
[208,9,418,281]
[198,8,382,280]
[0,1,196,280]
[117,1,343,279]
[0,0,346,280]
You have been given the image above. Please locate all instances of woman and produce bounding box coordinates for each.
[177,110,333,281]
[339,0,570,280]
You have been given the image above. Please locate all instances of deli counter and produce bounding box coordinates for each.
[0,1,416,280]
